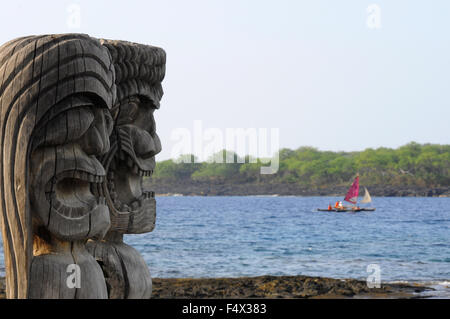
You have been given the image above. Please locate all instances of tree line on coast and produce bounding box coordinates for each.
[151,142,449,188]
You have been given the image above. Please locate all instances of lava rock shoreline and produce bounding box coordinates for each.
[0,275,432,299]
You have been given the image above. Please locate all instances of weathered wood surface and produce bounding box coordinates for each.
[0,34,165,299]
[87,233,152,299]
[87,39,165,299]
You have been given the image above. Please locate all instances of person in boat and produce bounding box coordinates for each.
[328,204,332,211]
[334,201,344,211]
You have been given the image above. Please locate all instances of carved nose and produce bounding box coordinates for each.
[80,111,111,156]
[133,129,161,159]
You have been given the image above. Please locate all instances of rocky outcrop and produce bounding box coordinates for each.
[150,275,430,299]
[0,275,434,299]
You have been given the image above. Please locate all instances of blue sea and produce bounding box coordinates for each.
[1,196,449,297]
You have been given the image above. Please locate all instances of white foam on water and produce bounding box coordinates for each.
[389,280,409,284]
[437,281,450,286]
[416,281,450,299]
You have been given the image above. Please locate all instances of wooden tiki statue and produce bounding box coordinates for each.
[86,40,166,298]
[0,34,116,298]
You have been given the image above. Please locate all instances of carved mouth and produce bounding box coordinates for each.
[45,170,106,218]
[107,152,155,212]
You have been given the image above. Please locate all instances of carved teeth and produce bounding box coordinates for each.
[72,206,85,218]
[55,171,105,185]
[135,168,153,177]
[106,152,156,211]
[140,191,153,199]
[46,171,106,217]
[60,206,71,217]
[53,198,62,210]
[90,184,98,196]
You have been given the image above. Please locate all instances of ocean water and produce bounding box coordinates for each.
[1,196,449,296]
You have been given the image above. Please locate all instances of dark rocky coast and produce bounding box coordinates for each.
[0,275,432,299]
[147,179,450,197]
[0,277,4,299]
[151,276,431,299]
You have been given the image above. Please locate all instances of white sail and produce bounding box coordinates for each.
[360,187,372,204]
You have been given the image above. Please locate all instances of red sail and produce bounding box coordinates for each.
[344,176,359,204]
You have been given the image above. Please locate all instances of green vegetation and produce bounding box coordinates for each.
[152,142,450,187]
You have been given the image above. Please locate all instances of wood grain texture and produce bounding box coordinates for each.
[0,34,165,299]
[0,34,116,299]
[87,234,152,299]
[86,40,165,299]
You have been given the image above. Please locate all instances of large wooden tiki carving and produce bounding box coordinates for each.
[0,34,165,299]
[86,40,165,299]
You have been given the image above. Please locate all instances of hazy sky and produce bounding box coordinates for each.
[1,0,449,160]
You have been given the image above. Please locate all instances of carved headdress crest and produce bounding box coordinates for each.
[99,39,165,111]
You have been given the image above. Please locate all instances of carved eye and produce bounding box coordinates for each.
[116,100,139,125]
[34,107,95,148]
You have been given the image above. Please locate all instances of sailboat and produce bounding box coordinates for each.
[360,187,372,204]
[317,176,376,212]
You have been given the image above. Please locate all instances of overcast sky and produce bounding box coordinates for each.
[1,0,449,160]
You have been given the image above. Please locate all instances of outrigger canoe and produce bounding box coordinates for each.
[317,176,376,213]
[317,208,376,212]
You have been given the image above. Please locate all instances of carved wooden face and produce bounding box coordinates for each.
[30,97,113,240]
[104,96,161,234]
